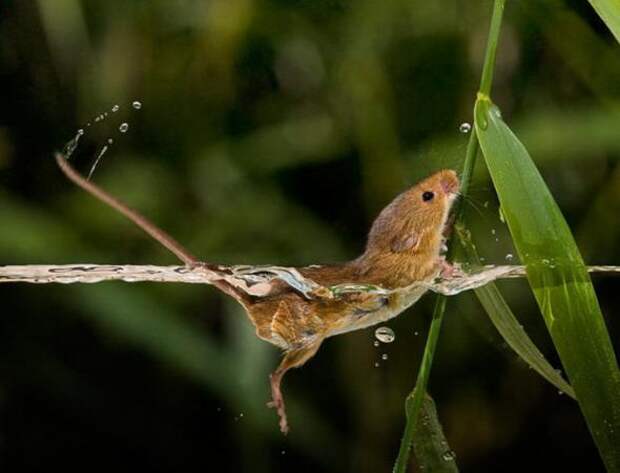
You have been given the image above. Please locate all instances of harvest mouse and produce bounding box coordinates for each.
[55,154,459,433]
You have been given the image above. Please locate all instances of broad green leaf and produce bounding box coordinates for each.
[587,0,620,44]
[475,96,620,472]
[455,225,575,398]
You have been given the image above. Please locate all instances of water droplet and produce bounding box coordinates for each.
[239,412,244,417]
[498,206,506,223]
[281,450,286,455]
[119,122,129,133]
[459,122,471,133]
[374,362,380,368]
[442,450,456,462]
[483,201,489,208]
[375,326,395,343]
[558,390,564,396]
[491,229,496,235]
[132,100,142,110]
[107,138,114,144]
[87,145,108,180]
[112,105,119,112]
[505,253,513,262]
[542,258,550,265]
[414,331,419,336]
[373,340,380,347]
[77,129,84,136]
[381,353,388,361]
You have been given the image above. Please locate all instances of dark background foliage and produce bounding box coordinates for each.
[0,0,618,471]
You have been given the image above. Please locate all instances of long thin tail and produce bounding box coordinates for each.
[55,152,257,306]
[55,152,197,265]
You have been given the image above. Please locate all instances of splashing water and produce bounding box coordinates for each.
[59,99,146,179]
[375,326,396,343]
[2,264,618,292]
[459,122,471,133]
[61,128,84,159]
[87,145,108,180]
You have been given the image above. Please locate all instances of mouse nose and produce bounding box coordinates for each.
[439,170,459,195]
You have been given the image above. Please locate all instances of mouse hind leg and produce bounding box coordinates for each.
[268,341,322,434]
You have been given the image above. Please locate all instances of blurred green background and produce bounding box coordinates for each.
[1,0,618,471]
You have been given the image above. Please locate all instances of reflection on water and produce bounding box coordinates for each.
[0,263,616,297]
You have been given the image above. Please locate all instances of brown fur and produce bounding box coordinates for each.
[239,170,459,432]
[244,169,460,347]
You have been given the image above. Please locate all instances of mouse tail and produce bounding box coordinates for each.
[56,152,197,265]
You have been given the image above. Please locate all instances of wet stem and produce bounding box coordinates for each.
[392,1,506,472]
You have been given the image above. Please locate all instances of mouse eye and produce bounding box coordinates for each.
[422,191,434,202]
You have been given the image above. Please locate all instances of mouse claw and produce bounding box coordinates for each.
[439,260,462,279]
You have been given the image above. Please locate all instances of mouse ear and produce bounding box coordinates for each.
[390,233,420,253]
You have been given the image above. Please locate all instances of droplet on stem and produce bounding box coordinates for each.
[442,450,456,462]
[119,122,129,133]
[132,100,142,110]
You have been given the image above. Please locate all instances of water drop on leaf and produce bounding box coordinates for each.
[442,450,456,462]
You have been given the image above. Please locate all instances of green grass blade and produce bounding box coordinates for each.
[474,96,620,472]
[587,0,620,44]
[412,394,459,472]
[456,225,575,398]
[394,2,506,470]
[393,296,448,473]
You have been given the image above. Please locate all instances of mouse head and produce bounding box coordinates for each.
[364,169,460,256]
